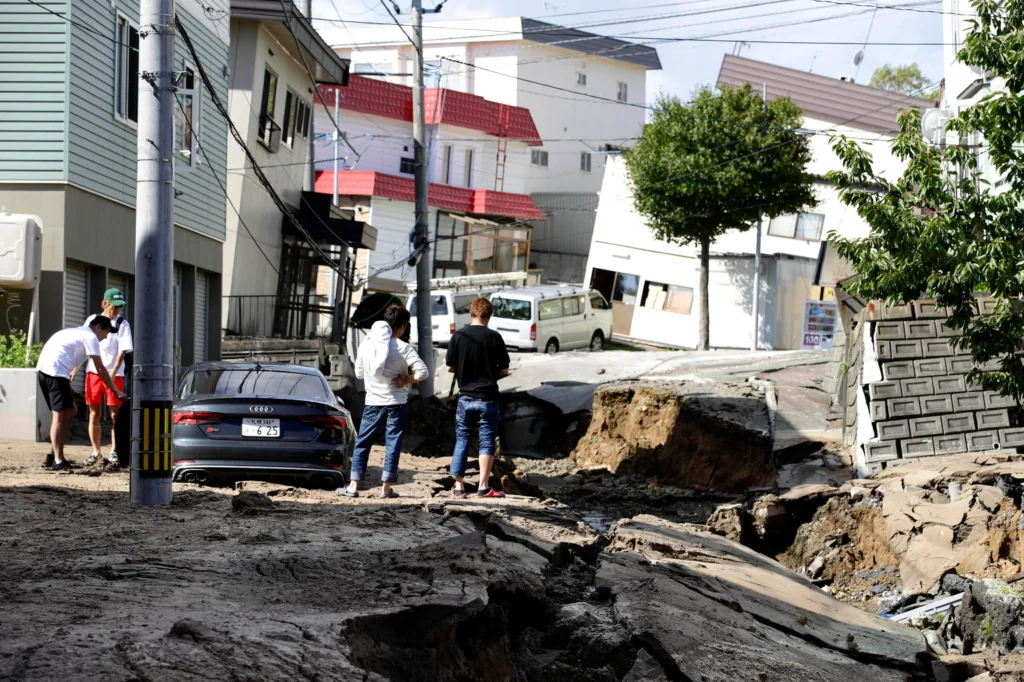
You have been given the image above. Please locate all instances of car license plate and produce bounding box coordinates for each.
[241,418,280,438]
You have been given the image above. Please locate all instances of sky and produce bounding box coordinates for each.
[308,0,947,106]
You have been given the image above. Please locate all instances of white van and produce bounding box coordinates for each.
[407,289,484,347]
[489,287,613,353]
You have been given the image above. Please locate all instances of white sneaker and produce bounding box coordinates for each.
[107,452,119,465]
[85,452,100,466]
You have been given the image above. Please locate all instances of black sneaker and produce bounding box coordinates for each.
[42,452,54,469]
[52,460,72,471]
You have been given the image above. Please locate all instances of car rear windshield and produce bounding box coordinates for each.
[491,297,532,321]
[410,295,448,316]
[181,368,330,401]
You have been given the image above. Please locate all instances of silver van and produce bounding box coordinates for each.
[489,286,613,353]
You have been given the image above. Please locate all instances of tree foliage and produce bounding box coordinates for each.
[869,63,939,100]
[624,86,815,348]
[829,0,1024,399]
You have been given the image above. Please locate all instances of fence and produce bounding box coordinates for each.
[224,294,334,339]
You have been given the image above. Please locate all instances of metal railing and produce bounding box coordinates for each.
[223,294,334,339]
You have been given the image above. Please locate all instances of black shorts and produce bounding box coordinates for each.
[38,372,75,412]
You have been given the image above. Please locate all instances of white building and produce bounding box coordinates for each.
[584,56,934,351]
[322,17,661,283]
[315,75,544,294]
[223,1,375,339]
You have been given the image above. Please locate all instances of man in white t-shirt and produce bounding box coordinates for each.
[73,289,133,466]
[36,316,126,470]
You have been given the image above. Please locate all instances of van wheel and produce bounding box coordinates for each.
[544,338,560,354]
[589,331,605,352]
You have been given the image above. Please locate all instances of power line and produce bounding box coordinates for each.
[376,0,417,46]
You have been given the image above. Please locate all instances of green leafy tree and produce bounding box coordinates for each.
[869,63,939,100]
[0,334,42,369]
[828,0,1024,398]
[625,86,815,349]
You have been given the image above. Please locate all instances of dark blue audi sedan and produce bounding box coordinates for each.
[172,362,355,489]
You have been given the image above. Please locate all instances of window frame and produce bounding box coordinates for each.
[174,62,201,171]
[617,81,628,103]
[538,298,564,321]
[531,149,549,167]
[442,144,453,184]
[399,157,415,174]
[464,148,474,188]
[641,280,693,315]
[576,72,587,87]
[281,87,299,149]
[257,66,281,151]
[767,212,825,241]
[580,152,592,173]
[113,13,140,127]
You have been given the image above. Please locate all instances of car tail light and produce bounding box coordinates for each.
[173,459,195,465]
[173,411,224,425]
[530,323,537,341]
[299,415,349,431]
[450,323,456,335]
[322,461,344,468]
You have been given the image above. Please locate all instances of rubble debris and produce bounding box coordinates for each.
[961,579,1024,655]
[230,490,275,514]
[571,380,775,493]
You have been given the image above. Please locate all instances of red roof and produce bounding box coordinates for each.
[315,170,545,221]
[320,76,542,146]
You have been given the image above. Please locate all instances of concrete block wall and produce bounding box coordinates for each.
[859,298,1021,473]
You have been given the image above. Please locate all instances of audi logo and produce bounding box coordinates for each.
[249,406,274,413]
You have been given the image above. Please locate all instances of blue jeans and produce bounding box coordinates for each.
[450,397,500,478]
[350,404,409,483]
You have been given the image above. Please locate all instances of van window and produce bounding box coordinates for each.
[590,293,611,310]
[410,295,448,316]
[454,294,476,315]
[561,296,582,317]
[492,297,531,321]
[539,299,563,320]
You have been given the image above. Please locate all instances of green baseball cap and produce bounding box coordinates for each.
[103,288,127,307]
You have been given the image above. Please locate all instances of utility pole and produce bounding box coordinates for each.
[750,82,767,352]
[304,0,315,192]
[330,88,346,345]
[131,0,175,505]
[412,0,435,396]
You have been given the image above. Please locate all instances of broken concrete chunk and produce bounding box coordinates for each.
[960,579,1024,655]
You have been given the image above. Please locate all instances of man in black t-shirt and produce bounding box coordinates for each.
[445,297,511,498]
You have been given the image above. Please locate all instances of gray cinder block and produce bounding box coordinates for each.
[942,412,977,434]
[901,377,935,397]
[976,409,1011,430]
[920,395,953,415]
[891,340,924,360]
[875,321,906,341]
[870,401,888,422]
[914,358,947,377]
[868,381,903,400]
[951,392,985,412]
[934,433,967,455]
[976,357,1003,372]
[977,297,998,315]
[905,320,937,339]
[998,428,1024,448]
[901,438,936,457]
[887,397,921,418]
[984,391,1017,410]
[883,302,914,319]
[883,361,916,380]
[935,321,960,338]
[909,416,944,438]
[863,441,898,463]
[877,419,911,441]
[947,357,975,374]
[913,300,949,319]
[875,340,892,361]
[966,430,1000,452]
[933,375,968,394]
[922,339,955,357]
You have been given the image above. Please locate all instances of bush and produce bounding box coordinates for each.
[0,334,42,369]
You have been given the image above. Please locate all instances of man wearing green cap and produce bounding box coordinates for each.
[72,288,133,466]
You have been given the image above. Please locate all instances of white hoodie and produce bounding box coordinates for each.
[355,321,429,406]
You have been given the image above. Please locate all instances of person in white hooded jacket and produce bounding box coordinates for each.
[340,304,428,499]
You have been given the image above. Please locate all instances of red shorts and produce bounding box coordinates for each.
[85,374,125,407]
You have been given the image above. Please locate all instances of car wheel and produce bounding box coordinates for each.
[545,338,560,354]
[589,331,605,352]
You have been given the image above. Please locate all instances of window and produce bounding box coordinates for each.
[432,213,531,278]
[442,145,453,184]
[409,295,448,316]
[257,68,280,150]
[464,149,474,188]
[613,273,639,305]
[295,100,311,139]
[454,294,476,315]
[281,89,298,148]
[400,157,415,174]
[539,298,563,321]
[492,297,532,321]
[182,368,330,401]
[114,15,140,124]
[590,293,611,311]
[617,81,628,102]
[767,212,825,241]
[580,152,592,173]
[174,65,200,169]
[561,296,583,317]
[576,72,587,87]
[641,281,693,315]
[531,149,549,167]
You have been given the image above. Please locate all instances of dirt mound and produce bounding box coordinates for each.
[570,380,774,493]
